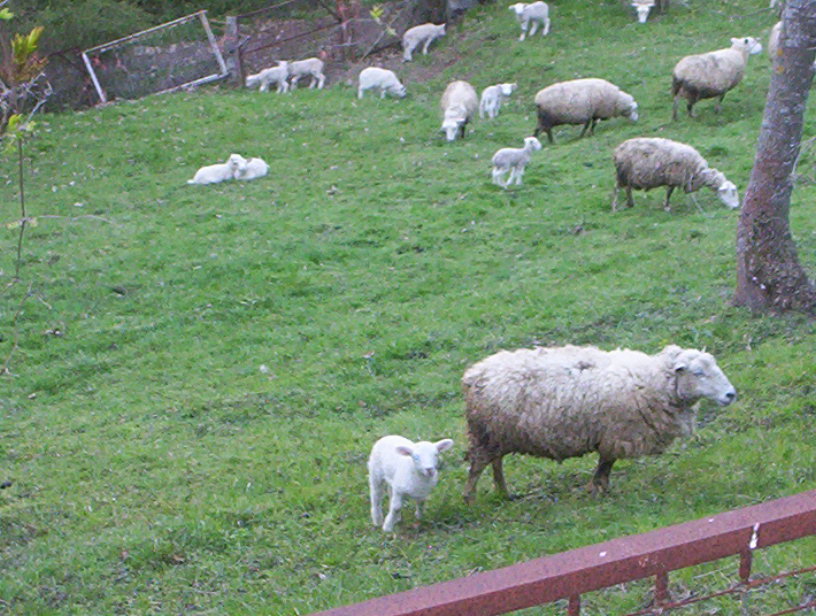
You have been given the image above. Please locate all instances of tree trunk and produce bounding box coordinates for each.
[734,0,816,313]
[406,0,448,24]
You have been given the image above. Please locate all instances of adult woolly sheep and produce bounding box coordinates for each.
[612,137,740,211]
[402,23,446,62]
[479,82,517,119]
[245,61,290,93]
[368,435,454,532]
[672,37,763,120]
[440,80,478,141]
[491,136,542,188]
[288,57,326,89]
[358,67,407,99]
[533,78,638,144]
[509,2,550,41]
[462,344,736,503]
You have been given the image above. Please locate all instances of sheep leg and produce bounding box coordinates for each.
[514,165,525,185]
[715,93,726,113]
[579,118,593,138]
[317,74,325,89]
[529,21,539,37]
[519,21,527,41]
[414,499,425,520]
[369,475,385,526]
[382,488,403,531]
[663,186,675,212]
[612,184,620,211]
[464,455,491,504]
[626,186,634,208]
[672,96,680,121]
[491,457,511,499]
[422,39,432,55]
[588,457,616,494]
[542,18,550,36]
[492,167,508,188]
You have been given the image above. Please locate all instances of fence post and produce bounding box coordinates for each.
[225,16,243,86]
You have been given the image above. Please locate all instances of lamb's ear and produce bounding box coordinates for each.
[435,439,454,453]
[396,445,414,457]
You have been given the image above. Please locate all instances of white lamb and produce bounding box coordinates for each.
[357,67,407,99]
[368,435,454,532]
[479,82,517,119]
[288,57,326,89]
[235,157,269,181]
[440,80,479,141]
[187,153,247,185]
[491,136,542,188]
[402,23,446,62]
[245,61,290,93]
[631,0,656,23]
[509,2,550,41]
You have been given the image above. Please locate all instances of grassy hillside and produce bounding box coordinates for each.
[2,0,815,614]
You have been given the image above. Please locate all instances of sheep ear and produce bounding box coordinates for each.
[396,445,414,457]
[435,439,454,453]
[731,37,739,45]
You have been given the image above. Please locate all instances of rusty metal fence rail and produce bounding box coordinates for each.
[306,490,816,616]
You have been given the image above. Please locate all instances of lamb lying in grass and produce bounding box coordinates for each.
[491,136,542,188]
[368,435,454,532]
[187,154,247,185]
[235,157,269,181]
[245,62,290,93]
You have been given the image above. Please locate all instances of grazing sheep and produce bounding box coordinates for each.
[187,153,247,185]
[533,78,639,144]
[612,137,740,211]
[235,157,269,181]
[509,2,550,41]
[462,345,736,503]
[368,435,454,532]
[402,23,446,62]
[357,67,407,99]
[491,136,542,188]
[245,61,290,93]
[440,80,479,141]
[479,82,517,119]
[672,37,763,119]
[288,57,326,89]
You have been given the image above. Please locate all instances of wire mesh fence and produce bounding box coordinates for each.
[81,10,227,104]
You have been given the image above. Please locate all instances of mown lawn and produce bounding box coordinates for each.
[1,0,815,614]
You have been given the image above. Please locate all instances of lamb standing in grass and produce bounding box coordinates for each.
[630,0,656,23]
[491,136,542,188]
[479,82,517,119]
[368,435,454,532]
[187,153,247,185]
[509,2,550,41]
[235,157,269,181]
[612,137,739,211]
[287,57,326,89]
[245,61,290,93]
[440,80,479,141]
[672,37,763,119]
[462,345,736,503]
[533,78,638,143]
[357,67,407,99]
[402,23,446,62]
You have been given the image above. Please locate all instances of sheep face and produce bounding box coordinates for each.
[626,100,639,122]
[396,439,454,478]
[632,1,654,23]
[245,74,260,88]
[500,82,517,96]
[227,153,248,175]
[441,116,464,141]
[509,3,526,16]
[673,350,736,406]
[717,180,740,209]
[732,37,763,55]
[524,136,543,151]
[390,83,408,98]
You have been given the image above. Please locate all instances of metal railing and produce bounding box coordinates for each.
[306,489,816,616]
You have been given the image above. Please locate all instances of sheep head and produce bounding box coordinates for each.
[671,349,737,407]
[617,93,639,122]
[395,439,454,478]
[523,136,543,152]
[731,36,763,56]
[499,82,518,96]
[509,3,527,16]
[717,179,740,209]
[631,0,655,23]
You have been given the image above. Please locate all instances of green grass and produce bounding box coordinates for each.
[2,0,815,614]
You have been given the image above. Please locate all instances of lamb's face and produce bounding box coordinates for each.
[500,82,517,96]
[442,118,462,141]
[524,136,543,151]
[673,350,737,406]
[398,440,454,478]
[391,83,407,98]
[227,154,248,174]
[632,1,654,23]
[717,180,740,209]
[509,3,526,16]
[245,74,259,88]
[626,100,639,122]
[732,36,763,55]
